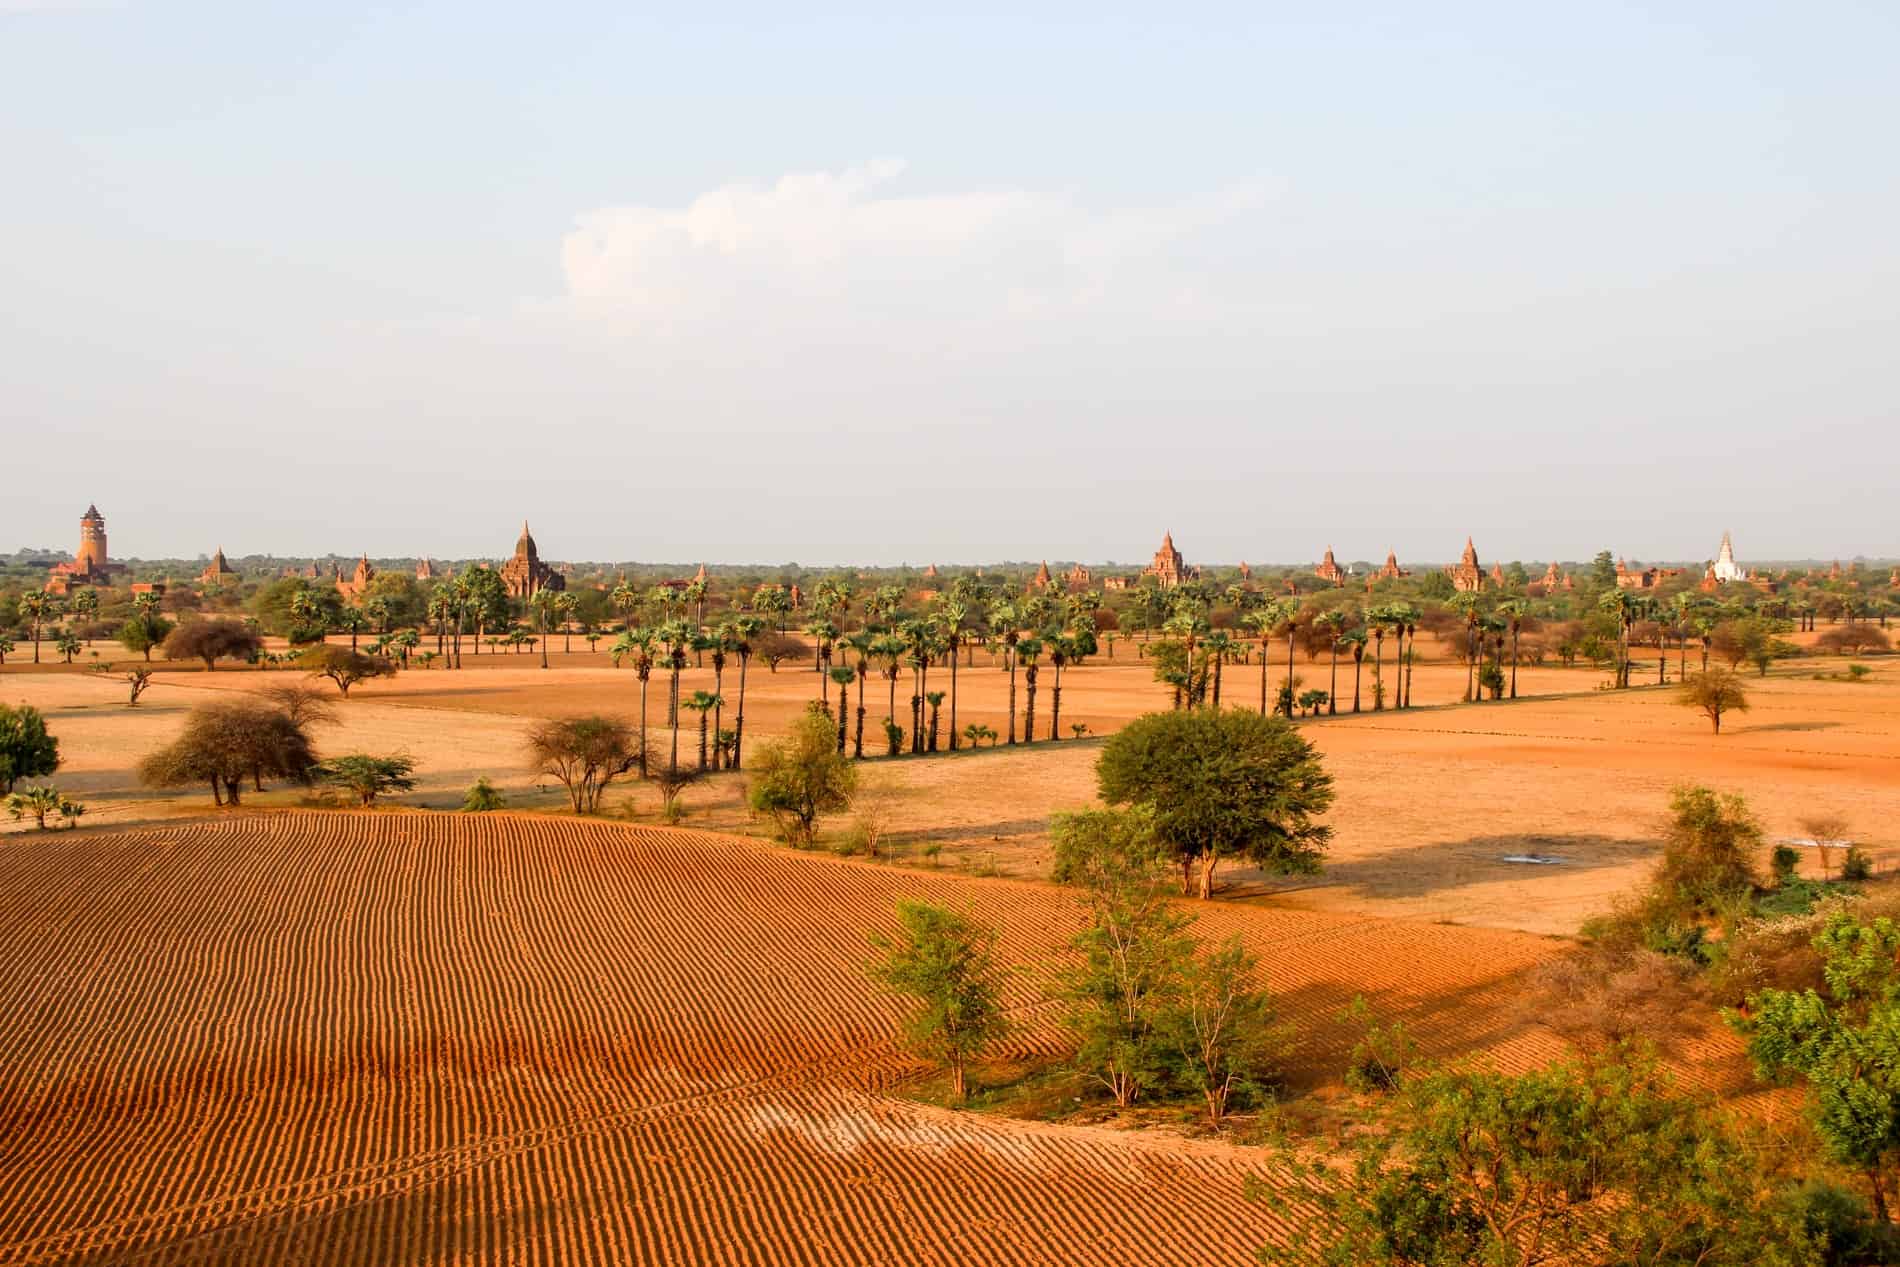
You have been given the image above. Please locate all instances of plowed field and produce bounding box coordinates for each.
[0,812,1583,1265]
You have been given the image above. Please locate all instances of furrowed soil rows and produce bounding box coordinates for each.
[0,812,1562,1265]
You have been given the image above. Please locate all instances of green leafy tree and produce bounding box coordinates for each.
[5,785,83,831]
[0,703,60,794]
[17,591,59,665]
[1096,710,1334,898]
[1264,1050,1820,1267]
[117,613,175,662]
[1741,912,1900,1221]
[1053,807,1191,1106]
[748,704,858,846]
[1678,668,1748,734]
[866,899,1010,1103]
[315,753,419,806]
[1164,935,1284,1125]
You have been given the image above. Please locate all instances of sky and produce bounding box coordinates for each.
[3,1,1897,566]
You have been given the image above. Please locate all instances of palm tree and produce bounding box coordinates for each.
[1243,609,1276,714]
[1368,612,1389,711]
[69,589,98,644]
[1344,630,1367,712]
[872,634,907,753]
[725,615,764,770]
[1445,592,1481,701]
[844,631,875,759]
[364,596,395,636]
[610,580,641,631]
[1401,609,1421,708]
[1200,631,1236,709]
[613,629,656,767]
[682,690,721,771]
[1046,634,1075,738]
[938,599,968,750]
[988,601,1020,743]
[823,666,853,751]
[18,592,57,664]
[337,607,368,652]
[1017,636,1044,745]
[1276,600,1302,717]
[925,689,946,751]
[1316,611,1346,715]
[805,619,839,708]
[556,593,580,653]
[1496,600,1526,699]
[531,590,560,669]
[1597,589,1637,689]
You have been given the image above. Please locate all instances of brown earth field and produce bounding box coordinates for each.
[0,810,1759,1267]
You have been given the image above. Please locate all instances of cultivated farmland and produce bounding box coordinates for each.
[0,812,1574,1266]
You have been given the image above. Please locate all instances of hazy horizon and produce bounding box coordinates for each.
[6,3,1896,563]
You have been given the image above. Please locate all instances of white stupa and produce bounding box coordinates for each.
[1712,530,1744,583]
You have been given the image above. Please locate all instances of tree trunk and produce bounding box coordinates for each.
[1328,646,1338,714]
[637,673,650,778]
[1006,653,1018,744]
[948,647,960,751]
[733,655,750,770]
[1197,852,1219,899]
[1510,629,1519,699]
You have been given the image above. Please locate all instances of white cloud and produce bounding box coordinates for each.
[557,161,1264,333]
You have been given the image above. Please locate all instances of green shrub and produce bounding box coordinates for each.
[1842,846,1874,882]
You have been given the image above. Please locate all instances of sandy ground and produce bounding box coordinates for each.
[6,638,1897,937]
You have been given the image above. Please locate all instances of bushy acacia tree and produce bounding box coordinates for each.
[525,716,642,814]
[300,645,397,697]
[1095,709,1334,898]
[866,899,1009,1103]
[138,699,319,805]
[163,619,262,670]
[0,703,60,794]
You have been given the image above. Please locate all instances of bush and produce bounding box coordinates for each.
[314,753,418,806]
[1772,844,1802,882]
[1654,785,1763,917]
[0,703,60,794]
[1341,995,1415,1093]
[866,899,1009,1103]
[460,777,506,812]
[1842,847,1874,882]
[162,619,262,670]
[4,785,84,831]
[748,704,856,846]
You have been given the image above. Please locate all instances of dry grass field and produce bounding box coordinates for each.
[0,812,1578,1266]
[8,636,1898,936]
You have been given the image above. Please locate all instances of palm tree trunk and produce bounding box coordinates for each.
[1353,655,1362,713]
[669,669,681,771]
[1050,664,1062,739]
[1328,646,1338,714]
[733,654,749,771]
[1259,638,1270,715]
[1510,629,1519,699]
[1006,652,1018,744]
[1284,632,1296,718]
[854,670,866,759]
[1373,634,1385,711]
[948,649,960,751]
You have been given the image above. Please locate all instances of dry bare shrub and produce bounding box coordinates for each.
[260,682,341,730]
[840,772,899,858]
[1815,624,1891,656]
[1703,908,1837,1009]
[1799,814,1852,880]
[1525,948,1700,1053]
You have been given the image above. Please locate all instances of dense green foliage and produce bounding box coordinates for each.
[1095,709,1333,897]
[866,899,1009,1102]
[0,703,60,794]
[748,704,857,845]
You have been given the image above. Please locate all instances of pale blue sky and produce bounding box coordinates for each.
[4,2,1896,565]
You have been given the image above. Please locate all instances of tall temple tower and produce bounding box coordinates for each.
[77,504,108,571]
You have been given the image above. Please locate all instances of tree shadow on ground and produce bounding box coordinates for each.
[1225,832,1652,903]
[1734,720,1842,734]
